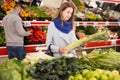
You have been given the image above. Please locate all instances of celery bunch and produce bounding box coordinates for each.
[86,48,120,71]
[66,29,109,52]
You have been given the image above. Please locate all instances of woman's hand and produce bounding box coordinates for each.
[59,48,68,54]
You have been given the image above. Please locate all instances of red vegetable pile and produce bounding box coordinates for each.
[27,26,46,44]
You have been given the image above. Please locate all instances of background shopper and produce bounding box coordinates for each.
[2,3,32,60]
[46,2,78,57]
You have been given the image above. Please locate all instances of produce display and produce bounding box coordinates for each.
[1,1,29,19]
[27,57,90,80]
[76,26,97,35]
[25,26,46,44]
[68,69,120,80]
[72,0,85,12]
[39,6,57,19]
[0,11,5,20]
[84,48,120,71]
[0,0,120,79]
[1,0,120,21]
[24,6,51,20]
[0,48,120,80]
[0,1,50,20]
[0,58,32,80]
[23,51,54,65]
[1,1,16,14]
[26,48,120,80]
[0,27,6,46]
[86,12,103,21]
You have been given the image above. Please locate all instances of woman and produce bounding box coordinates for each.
[46,2,78,57]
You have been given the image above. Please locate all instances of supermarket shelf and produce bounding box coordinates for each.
[0,44,46,56]
[0,21,120,26]
[85,39,120,48]
[0,39,120,56]
[77,21,120,26]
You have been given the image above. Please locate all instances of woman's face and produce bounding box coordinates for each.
[61,7,73,21]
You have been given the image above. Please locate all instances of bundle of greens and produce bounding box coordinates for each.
[66,29,110,52]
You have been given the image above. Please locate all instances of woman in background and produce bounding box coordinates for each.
[46,2,78,57]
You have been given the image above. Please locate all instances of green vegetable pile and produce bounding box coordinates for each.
[0,58,32,80]
[27,48,120,80]
[0,27,6,46]
[25,6,51,20]
[68,69,120,80]
[27,57,91,80]
[85,26,97,35]
[86,48,120,71]
[1,48,120,80]
[76,26,97,35]
[0,11,5,20]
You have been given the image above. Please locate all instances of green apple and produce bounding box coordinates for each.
[100,74,108,80]
[85,71,92,79]
[74,74,83,80]
[107,73,114,80]
[103,70,111,76]
[82,69,90,77]
[91,71,100,79]
[113,75,120,80]
[95,69,104,75]
[83,78,87,80]
[68,76,74,80]
[88,77,97,80]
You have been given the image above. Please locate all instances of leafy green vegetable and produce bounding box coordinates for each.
[85,48,120,71]
[76,26,85,33]
[26,6,50,17]
[0,11,5,20]
[0,69,21,80]
[0,27,6,46]
[27,57,91,80]
[0,58,32,80]
[85,26,97,35]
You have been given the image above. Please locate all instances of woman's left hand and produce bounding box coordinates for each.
[59,48,68,54]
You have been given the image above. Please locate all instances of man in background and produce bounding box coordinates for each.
[2,3,32,60]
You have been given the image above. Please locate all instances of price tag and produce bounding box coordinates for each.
[111,39,116,46]
[83,22,87,26]
[118,22,120,26]
[75,22,79,26]
[93,22,98,27]
[105,21,109,26]
[24,21,31,27]
[35,46,47,51]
